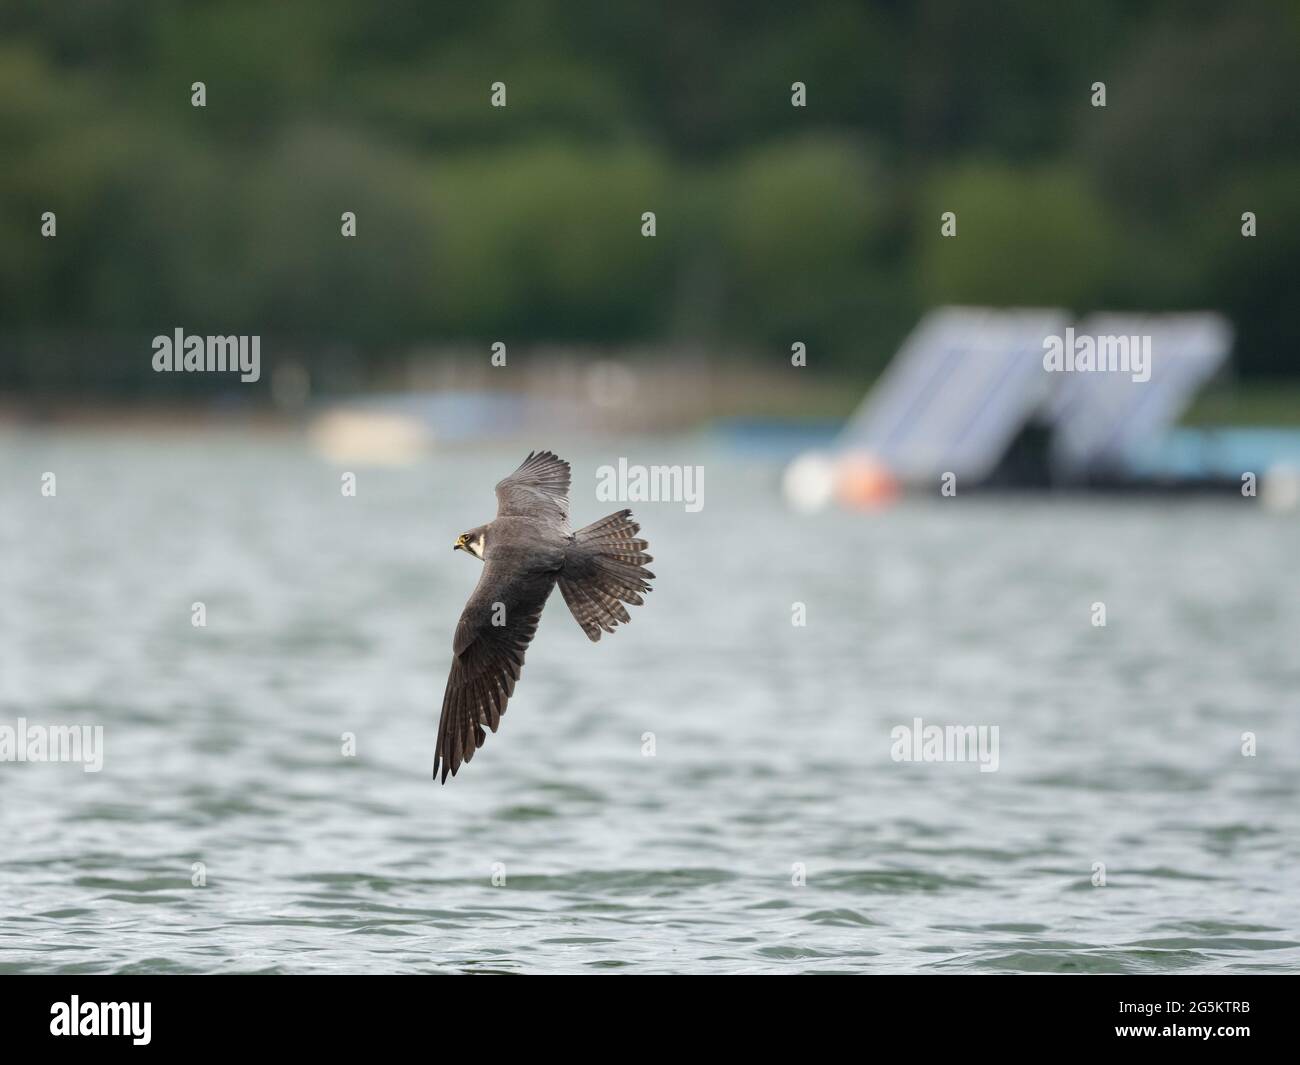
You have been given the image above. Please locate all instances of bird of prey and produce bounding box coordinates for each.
[434,450,654,782]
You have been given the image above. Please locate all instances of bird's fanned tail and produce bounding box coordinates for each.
[558,509,655,641]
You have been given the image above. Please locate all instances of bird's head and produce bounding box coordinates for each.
[453,528,487,561]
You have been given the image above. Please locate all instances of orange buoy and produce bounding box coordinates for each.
[834,453,901,509]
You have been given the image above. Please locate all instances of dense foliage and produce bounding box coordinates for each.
[2,1,1296,391]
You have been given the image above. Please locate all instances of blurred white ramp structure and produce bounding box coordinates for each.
[1047,312,1233,478]
[839,306,1068,481]
[783,306,1234,509]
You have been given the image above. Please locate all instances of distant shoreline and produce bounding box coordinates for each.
[4,376,1300,432]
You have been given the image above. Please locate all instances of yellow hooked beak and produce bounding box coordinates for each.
[453,535,466,551]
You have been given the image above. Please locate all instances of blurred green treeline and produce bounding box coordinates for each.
[1,0,1297,393]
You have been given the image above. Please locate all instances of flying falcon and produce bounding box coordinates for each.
[434,450,654,782]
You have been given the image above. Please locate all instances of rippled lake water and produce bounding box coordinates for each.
[1,429,1298,973]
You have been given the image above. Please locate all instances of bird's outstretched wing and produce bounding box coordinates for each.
[433,562,558,783]
[495,450,571,530]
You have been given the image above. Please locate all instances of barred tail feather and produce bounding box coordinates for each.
[559,509,654,641]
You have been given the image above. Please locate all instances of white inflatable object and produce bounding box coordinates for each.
[782,450,836,513]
